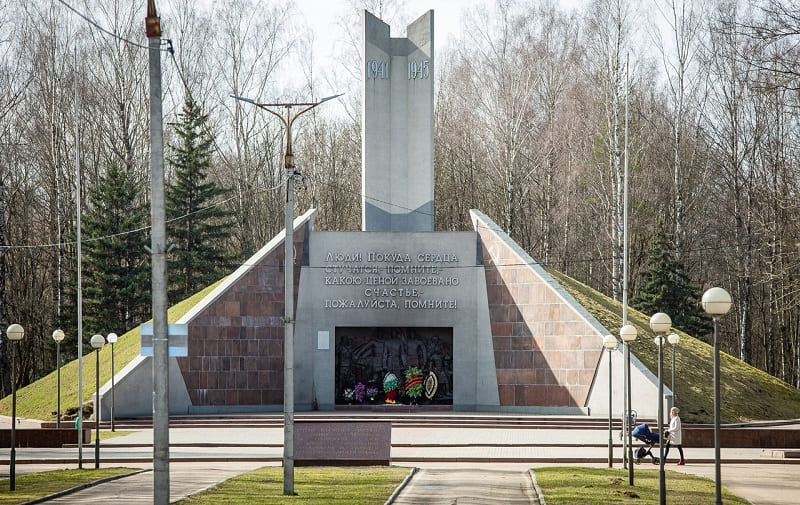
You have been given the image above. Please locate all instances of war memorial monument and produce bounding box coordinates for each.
[98,10,663,420]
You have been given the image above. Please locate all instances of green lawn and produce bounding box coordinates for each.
[174,466,410,505]
[548,268,800,423]
[0,468,140,505]
[534,467,749,505]
[0,281,222,422]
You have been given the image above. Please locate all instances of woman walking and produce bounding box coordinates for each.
[665,406,685,465]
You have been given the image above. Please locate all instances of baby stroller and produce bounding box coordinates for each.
[631,423,661,465]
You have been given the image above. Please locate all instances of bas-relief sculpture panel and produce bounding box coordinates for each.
[335,327,453,404]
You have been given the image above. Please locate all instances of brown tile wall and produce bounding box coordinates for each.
[478,229,602,408]
[176,226,307,406]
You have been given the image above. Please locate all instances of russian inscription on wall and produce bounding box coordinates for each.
[322,249,461,310]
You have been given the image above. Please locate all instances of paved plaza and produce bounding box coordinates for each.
[1,414,798,504]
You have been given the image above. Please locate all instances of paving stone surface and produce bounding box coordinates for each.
[390,468,540,505]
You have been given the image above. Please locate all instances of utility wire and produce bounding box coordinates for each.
[321,179,435,218]
[164,42,237,171]
[57,0,169,51]
[0,180,284,250]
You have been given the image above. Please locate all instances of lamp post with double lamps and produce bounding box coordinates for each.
[7,323,24,491]
[106,333,118,431]
[602,334,618,467]
[702,287,733,505]
[668,333,680,409]
[619,324,638,484]
[52,329,65,428]
[649,312,671,505]
[90,334,105,469]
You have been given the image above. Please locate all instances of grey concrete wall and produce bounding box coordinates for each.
[97,356,192,418]
[587,345,672,422]
[294,231,499,410]
[362,10,434,231]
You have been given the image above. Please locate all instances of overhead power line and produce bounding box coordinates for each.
[0,181,284,250]
[57,0,169,51]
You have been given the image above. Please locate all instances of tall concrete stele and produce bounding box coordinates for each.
[362,10,434,231]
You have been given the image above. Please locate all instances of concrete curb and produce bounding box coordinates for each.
[384,466,417,505]
[6,456,798,465]
[19,469,149,505]
[528,469,547,505]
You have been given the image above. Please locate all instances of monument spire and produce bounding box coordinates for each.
[362,10,434,231]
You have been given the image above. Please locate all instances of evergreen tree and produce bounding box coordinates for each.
[631,225,711,337]
[166,97,234,301]
[82,163,151,337]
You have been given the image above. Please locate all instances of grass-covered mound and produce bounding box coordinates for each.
[548,268,800,423]
[0,281,222,421]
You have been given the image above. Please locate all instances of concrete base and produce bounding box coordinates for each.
[187,404,283,415]
[499,406,590,416]
[97,355,192,418]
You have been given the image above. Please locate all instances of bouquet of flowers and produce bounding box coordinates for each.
[383,372,399,404]
[404,366,424,399]
[343,388,355,402]
[354,382,366,403]
[366,386,379,401]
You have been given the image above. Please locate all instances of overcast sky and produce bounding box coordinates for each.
[291,0,585,63]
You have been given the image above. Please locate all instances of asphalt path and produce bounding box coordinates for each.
[391,468,540,505]
[36,462,266,504]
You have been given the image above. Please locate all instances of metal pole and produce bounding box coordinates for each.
[671,344,676,406]
[622,53,633,485]
[110,343,115,432]
[714,316,722,505]
[626,342,633,482]
[94,349,100,469]
[10,344,16,491]
[56,341,61,429]
[608,348,613,468]
[283,106,296,495]
[658,336,666,505]
[74,45,84,470]
[146,3,169,504]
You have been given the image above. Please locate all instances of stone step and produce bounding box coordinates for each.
[85,413,641,431]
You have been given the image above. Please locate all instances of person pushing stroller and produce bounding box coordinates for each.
[632,422,661,464]
[664,406,686,465]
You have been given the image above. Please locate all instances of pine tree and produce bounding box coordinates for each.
[631,225,711,337]
[166,97,234,301]
[82,163,151,337]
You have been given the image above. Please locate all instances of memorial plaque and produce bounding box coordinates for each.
[295,421,391,466]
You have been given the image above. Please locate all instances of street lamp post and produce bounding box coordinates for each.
[702,287,733,505]
[620,324,638,485]
[90,334,105,469]
[231,92,342,496]
[668,333,680,409]
[603,334,618,468]
[7,323,24,491]
[650,312,672,505]
[52,329,65,429]
[106,333,118,431]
